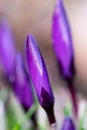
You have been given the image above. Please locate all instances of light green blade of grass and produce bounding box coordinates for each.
[5,91,25,130]
[13,100,38,130]
[63,102,72,117]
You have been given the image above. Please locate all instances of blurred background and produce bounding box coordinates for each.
[0,0,87,130]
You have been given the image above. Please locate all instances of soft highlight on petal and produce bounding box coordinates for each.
[26,34,54,110]
[26,34,43,75]
[52,0,75,80]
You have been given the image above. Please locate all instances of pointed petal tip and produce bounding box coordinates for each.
[55,0,63,7]
[26,34,39,58]
[0,19,11,33]
[26,34,35,49]
[62,117,75,130]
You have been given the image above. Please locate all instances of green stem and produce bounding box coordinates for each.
[13,104,38,130]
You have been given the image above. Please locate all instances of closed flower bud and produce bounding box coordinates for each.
[52,0,75,82]
[13,53,34,111]
[26,34,56,125]
[52,0,78,116]
[0,20,16,80]
[61,117,75,130]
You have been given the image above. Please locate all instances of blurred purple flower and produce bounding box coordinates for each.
[26,34,55,124]
[52,0,78,116]
[52,0,75,82]
[0,20,16,80]
[13,53,34,111]
[61,117,75,130]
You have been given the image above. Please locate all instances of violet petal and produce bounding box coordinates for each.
[52,0,75,81]
[26,34,54,111]
[61,117,76,130]
[0,20,16,78]
[13,53,34,111]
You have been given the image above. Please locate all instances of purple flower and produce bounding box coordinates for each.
[52,0,75,82]
[0,20,16,80]
[61,117,76,130]
[13,53,34,111]
[52,0,78,116]
[26,34,55,124]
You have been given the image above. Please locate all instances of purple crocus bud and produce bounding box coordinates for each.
[52,0,78,116]
[26,34,56,125]
[0,20,16,81]
[13,53,34,111]
[52,0,75,82]
[61,117,76,130]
